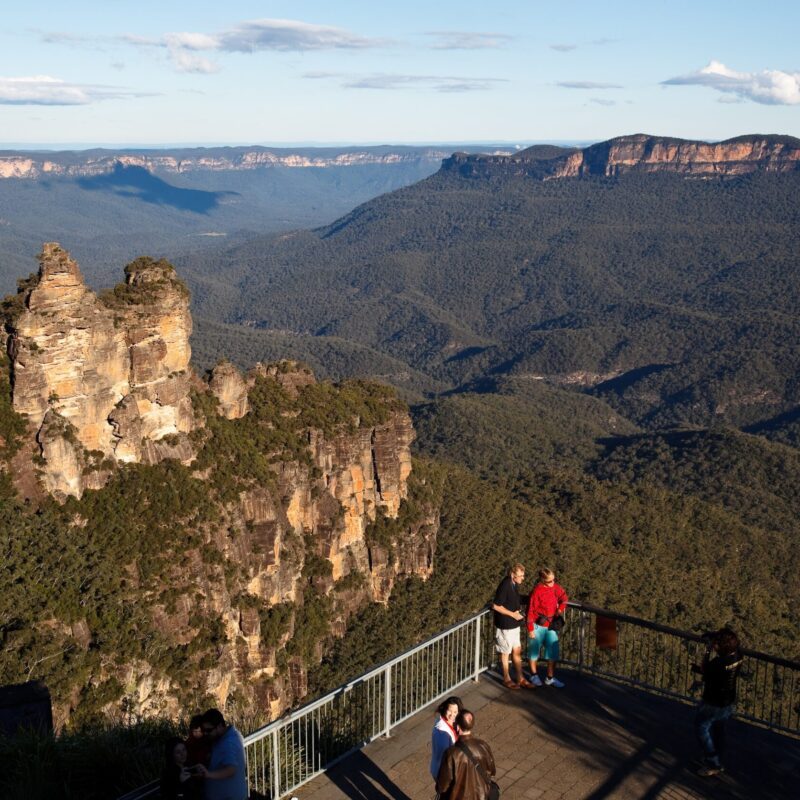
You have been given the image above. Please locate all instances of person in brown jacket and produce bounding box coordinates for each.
[436,710,497,800]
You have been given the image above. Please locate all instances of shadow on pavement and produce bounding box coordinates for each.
[324,750,413,799]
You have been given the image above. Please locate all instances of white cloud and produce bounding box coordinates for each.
[164,32,219,51]
[214,18,382,52]
[589,98,616,106]
[306,72,504,92]
[550,44,577,52]
[663,61,800,105]
[115,18,385,74]
[0,75,144,105]
[426,31,513,50]
[557,81,623,90]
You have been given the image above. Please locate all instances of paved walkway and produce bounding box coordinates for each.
[295,669,800,799]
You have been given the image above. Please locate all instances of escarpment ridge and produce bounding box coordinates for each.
[443,133,800,179]
[0,144,513,180]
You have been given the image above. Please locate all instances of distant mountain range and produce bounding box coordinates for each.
[0,144,516,179]
[0,144,512,291]
[181,133,800,435]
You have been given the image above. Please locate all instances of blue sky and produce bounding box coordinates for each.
[2,1,800,146]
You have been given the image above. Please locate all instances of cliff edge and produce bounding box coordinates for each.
[0,246,439,726]
[443,133,800,180]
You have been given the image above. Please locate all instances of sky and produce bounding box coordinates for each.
[2,1,800,147]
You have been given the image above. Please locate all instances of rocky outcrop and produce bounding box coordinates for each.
[209,361,249,419]
[2,248,439,724]
[5,244,195,498]
[442,134,800,181]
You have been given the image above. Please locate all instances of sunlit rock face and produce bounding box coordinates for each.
[443,134,800,180]
[208,361,249,419]
[4,247,439,725]
[6,244,195,497]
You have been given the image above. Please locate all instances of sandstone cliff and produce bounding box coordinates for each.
[443,134,800,180]
[1,248,438,726]
[0,146,493,180]
[6,244,194,499]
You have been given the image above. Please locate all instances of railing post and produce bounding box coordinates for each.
[578,610,586,672]
[271,729,280,800]
[473,614,482,682]
[383,663,392,738]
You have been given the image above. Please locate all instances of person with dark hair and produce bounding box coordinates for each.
[492,563,535,690]
[186,713,211,768]
[692,627,743,777]
[430,696,462,787]
[527,568,568,688]
[194,708,248,800]
[436,710,497,800]
[160,737,202,800]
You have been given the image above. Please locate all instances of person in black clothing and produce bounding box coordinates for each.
[491,564,535,690]
[160,737,203,800]
[692,627,743,777]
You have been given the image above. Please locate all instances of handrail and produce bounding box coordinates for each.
[569,601,800,671]
[121,600,800,799]
[243,610,485,745]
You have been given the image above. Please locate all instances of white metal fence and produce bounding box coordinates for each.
[243,610,495,798]
[121,600,800,799]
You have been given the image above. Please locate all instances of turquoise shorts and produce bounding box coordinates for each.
[528,624,560,662]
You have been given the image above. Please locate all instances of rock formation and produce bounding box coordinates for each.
[443,134,800,180]
[6,244,195,498]
[1,246,438,724]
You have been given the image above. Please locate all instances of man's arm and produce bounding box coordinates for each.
[195,764,236,781]
[491,602,522,620]
[484,743,496,777]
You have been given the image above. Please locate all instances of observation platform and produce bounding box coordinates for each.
[296,668,799,800]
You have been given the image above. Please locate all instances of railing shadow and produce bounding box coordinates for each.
[323,750,412,799]
[482,669,799,800]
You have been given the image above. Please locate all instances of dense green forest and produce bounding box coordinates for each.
[0,146,463,291]
[183,166,800,432]
[3,141,800,796]
[316,399,800,690]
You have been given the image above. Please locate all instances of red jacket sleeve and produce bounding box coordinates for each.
[527,586,539,632]
[555,584,568,613]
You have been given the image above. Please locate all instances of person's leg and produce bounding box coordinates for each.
[710,705,732,762]
[528,626,544,685]
[695,704,720,766]
[496,628,516,685]
[499,651,512,682]
[543,629,564,686]
[512,645,525,682]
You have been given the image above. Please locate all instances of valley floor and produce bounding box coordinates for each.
[298,670,799,800]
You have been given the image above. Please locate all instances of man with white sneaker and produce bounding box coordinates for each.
[526,568,569,688]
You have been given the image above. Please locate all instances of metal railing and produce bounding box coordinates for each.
[557,603,800,736]
[121,600,800,799]
[243,610,495,799]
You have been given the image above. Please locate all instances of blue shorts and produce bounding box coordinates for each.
[528,624,559,662]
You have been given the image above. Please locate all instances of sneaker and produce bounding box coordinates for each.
[545,676,564,688]
[529,674,543,687]
[697,764,724,778]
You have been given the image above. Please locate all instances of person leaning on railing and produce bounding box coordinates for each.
[526,568,568,688]
[692,628,743,778]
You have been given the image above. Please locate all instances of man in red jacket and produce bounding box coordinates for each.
[527,568,568,687]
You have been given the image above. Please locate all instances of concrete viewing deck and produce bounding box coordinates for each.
[295,668,799,799]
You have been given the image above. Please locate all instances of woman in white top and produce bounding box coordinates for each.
[430,695,462,789]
